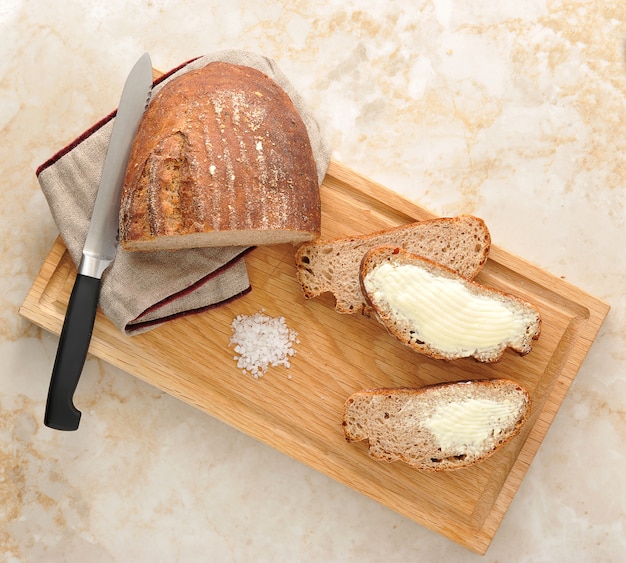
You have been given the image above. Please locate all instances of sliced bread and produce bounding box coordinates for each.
[295,215,490,315]
[342,379,531,471]
[360,246,541,362]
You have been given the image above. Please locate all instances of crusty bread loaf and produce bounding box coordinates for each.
[360,246,541,362]
[342,379,531,471]
[120,61,321,251]
[295,215,490,315]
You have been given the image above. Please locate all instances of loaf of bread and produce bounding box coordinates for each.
[343,379,531,471]
[120,61,321,251]
[295,215,491,315]
[360,246,541,362]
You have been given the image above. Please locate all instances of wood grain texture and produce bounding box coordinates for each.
[20,159,609,554]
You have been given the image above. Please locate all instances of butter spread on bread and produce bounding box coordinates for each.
[342,379,531,471]
[295,215,490,315]
[422,397,522,454]
[120,61,321,251]
[360,246,541,362]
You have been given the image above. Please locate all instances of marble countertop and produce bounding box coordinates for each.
[2,1,625,561]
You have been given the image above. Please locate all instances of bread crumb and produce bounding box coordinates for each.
[229,310,299,378]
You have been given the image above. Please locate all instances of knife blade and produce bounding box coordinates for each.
[44,53,153,431]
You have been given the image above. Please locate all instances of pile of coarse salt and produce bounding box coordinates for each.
[229,311,299,378]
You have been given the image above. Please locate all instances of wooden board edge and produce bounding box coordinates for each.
[326,160,438,222]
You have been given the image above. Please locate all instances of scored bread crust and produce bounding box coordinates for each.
[360,245,542,362]
[120,61,321,251]
[342,379,531,472]
[294,215,491,315]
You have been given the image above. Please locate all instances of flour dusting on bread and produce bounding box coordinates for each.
[120,61,321,251]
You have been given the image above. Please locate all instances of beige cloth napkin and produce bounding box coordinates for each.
[37,50,331,335]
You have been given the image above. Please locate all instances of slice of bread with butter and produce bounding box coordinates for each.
[360,245,541,362]
[342,379,531,471]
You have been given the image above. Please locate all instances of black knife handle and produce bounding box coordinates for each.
[44,273,101,431]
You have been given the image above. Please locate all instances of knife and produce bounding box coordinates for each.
[44,53,153,431]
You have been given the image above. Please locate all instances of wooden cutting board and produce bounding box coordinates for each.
[20,160,609,554]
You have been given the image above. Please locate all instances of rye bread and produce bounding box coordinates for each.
[342,379,531,471]
[360,246,541,362]
[120,61,321,251]
[295,215,490,315]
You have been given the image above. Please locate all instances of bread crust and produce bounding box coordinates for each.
[360,245,541,362]
[295,215,491,315]
[120,61,321,251]
[342,379,531,471]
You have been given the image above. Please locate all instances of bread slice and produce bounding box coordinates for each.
[342,379,531,471]
[295,215,490,315]
[120,61,321,251]
[360,246,541,362]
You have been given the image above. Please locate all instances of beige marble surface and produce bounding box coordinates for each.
[2,0,625,561]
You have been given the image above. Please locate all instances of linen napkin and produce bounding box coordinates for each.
[37,50,331,335]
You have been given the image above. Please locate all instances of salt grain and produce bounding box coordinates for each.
[229,311,299,378]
